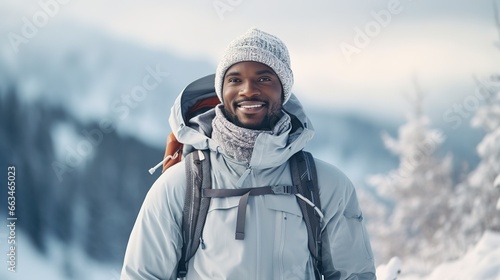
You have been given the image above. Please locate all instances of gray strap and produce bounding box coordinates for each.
[235,191,251,240]
[203,185,297,240]
[202,185,296,197]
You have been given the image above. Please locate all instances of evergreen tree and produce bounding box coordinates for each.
[368,85,456,273]
[456,76,500,243]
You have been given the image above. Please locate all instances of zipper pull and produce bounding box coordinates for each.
[200,237,206,250]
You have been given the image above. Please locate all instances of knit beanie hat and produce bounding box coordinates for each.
[215,28,294,105]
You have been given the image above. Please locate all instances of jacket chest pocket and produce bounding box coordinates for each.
[264,195,303,217]
[264,195,307,242]
[204,197,241,243]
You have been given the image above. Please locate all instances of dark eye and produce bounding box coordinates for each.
[259,76,271,82]
[228,78,240,83]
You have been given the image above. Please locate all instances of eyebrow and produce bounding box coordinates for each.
[256,69,275,75]
[225,71,240,78]
[225,69,276,78]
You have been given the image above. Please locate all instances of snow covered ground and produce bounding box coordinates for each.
[0,231,122,280]
[377,231,500,280]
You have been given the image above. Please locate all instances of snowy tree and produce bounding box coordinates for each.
[456,76,500,243]
[440,3,500,272]
[368,85,456,273]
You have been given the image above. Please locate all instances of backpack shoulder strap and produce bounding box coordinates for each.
[177,150,211,278]
[290,151,323,279]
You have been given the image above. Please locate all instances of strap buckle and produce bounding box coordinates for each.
[271,185,295,195]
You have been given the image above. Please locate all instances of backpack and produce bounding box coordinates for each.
[148,74,324,279]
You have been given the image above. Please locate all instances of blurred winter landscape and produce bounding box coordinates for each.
[1,0,500,279]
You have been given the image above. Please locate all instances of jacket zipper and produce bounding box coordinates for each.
[279,212,287,280]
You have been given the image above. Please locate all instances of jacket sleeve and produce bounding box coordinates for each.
[315,159,376,280]
[120,162,186,280]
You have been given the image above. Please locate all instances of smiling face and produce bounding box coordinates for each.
[222,61,283,130]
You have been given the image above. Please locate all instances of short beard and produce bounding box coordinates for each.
[223,104,283,130]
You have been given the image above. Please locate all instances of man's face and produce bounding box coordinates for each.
[222,61,283,130]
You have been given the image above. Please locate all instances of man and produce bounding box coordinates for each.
[121,28,376,280]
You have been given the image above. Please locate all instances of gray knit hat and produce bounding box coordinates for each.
[215,28,294,105]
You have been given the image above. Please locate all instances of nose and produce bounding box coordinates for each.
[239,80,260,97]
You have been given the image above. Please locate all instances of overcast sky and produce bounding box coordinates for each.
[2,0,500,120]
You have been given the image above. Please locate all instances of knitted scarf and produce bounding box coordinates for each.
[212,105,291,163]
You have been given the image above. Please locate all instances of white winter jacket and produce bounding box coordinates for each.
[121,75,376,280]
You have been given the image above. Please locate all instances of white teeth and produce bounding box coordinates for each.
[240,104,263,109]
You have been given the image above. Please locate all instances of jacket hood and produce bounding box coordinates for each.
[169,74,314,169]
